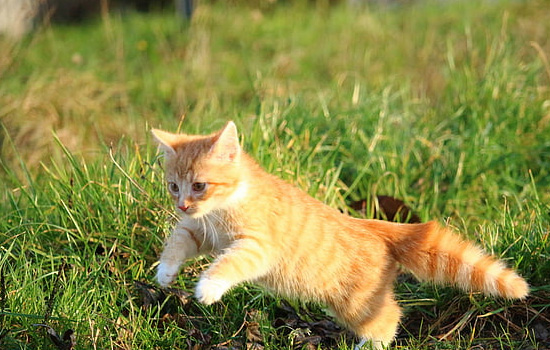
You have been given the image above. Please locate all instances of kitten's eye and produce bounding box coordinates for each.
[168,182,179,194]
[191,182,207,192]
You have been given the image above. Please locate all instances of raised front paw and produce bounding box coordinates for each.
[156,263,180,287]
[195,277,231,305]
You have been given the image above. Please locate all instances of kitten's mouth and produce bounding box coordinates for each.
[178,207,202,217]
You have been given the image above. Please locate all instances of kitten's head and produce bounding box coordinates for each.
[152,121,247,218]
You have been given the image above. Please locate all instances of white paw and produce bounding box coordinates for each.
[195,277,231,305]
[156,263,180,287]
[354,338,384,350]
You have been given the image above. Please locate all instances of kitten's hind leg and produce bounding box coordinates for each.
[333,289,400,350]
[352,293,400,350]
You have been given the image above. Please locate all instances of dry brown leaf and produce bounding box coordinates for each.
[348,195,421,223]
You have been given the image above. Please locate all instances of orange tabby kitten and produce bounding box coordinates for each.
[152,122,528,350]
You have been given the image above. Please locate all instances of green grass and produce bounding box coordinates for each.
[1,0,550,349]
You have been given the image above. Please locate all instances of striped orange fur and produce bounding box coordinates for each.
[152,122,528,349]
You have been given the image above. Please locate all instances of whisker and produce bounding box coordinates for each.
[203,214,217,249]
[198,216,209,248]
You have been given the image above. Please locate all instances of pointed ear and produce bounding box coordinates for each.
[151,128,177,156]
[210,121,241,162]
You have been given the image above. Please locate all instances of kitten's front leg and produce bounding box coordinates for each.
[157,225,204,287]
[195,235,272,305]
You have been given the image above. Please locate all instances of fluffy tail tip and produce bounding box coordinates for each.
[490,268,529,300]
[503,274,529,299]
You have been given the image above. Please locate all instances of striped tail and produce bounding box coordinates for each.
[367,220,529,299]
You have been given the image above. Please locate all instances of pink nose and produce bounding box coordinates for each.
[178,205,189,212]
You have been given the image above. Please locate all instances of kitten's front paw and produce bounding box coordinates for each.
[195,277,231,305]
[156,263,180,287]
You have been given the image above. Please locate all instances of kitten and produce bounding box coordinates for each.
[151,122,528,350]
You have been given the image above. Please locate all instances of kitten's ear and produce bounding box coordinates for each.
[210,121,241,162]
[151,129,177,156]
